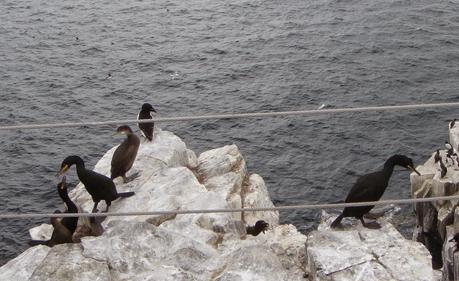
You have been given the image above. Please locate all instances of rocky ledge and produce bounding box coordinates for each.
[0,128,307,281]
[0,128,438,281]
[306,210,436,281]
[411,124,459,280]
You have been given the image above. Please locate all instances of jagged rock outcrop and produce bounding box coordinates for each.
[0,128,307,281]
[411,125,459,280]
[306,211,435,281]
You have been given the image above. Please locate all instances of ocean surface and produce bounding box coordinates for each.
[1,0,459,265]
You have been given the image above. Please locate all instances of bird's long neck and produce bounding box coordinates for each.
[59,190,78,213]
[126,132,139,142]
[382,158,397,180]
[74,161,87,181]
[140,109,152,118]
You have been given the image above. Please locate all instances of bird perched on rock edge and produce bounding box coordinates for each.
[111,125,140,183]
[137,103,157,141]
[331,154,421,229]
[29,177,79,246]
[450,118,456,129]
[58,155,134,213]
[246,220,269,236]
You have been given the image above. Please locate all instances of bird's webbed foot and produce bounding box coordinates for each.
[124,172,140,183]
[360,218,381,229]
[364,212,384,220]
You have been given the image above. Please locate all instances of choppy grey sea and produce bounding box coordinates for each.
[1,0,459,265]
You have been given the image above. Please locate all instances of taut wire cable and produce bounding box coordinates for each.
[0,194,457,219]
[1,102,458,131]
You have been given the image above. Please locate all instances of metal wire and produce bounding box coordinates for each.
[1,194,457,219]
[1,102,458,131]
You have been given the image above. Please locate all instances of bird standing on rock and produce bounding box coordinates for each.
[446,142,455,165]
[450,119,456,129]
[439,158,448,178]
[138,103,157,141]
[331,155,421,229]
[29,177,79,246]
[434,150,441,163]
[58,155,134,213]
[246,220,269,236]
[111,125,140,183]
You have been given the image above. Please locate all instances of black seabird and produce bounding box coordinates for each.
[29,177,79,246]
[246,220,269,236]
[439,158,447,179]
[331,155,421,229]
[450,119,456,129]
[111,125,140,182]
[137,103,157,141]
[446,142,454,164]
[58,155,134,213]
[434,150,441,163]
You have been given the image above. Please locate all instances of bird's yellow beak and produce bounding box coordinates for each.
[57,165,70,177]
[408,165,421,176]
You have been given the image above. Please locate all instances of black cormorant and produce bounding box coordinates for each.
[246,220,269,236]
[29,177,79,246]
[58,155,134,213]
[446,142,454,164]
[450,119,456,129]
[331,155,421,229]
[111,125,140,182]
[440,159,447,178]
[138,103,157,141]
[434,150,441,163]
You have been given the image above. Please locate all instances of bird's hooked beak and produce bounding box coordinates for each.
[408,165,421,176]
[57,164,70,177]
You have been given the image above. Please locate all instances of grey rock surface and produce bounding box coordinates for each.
[1,128,307,281]
[307,211,434,281]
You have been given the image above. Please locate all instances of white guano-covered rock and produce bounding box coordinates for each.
[410,125,459,280]
[1,128,307,281]
[243,174,279,227]
[29,244,110,281]
[306,211,434,281]
[0,245,50,281]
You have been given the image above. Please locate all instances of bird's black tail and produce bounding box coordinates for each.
[331,213,344,228]
[118,191,135,198]
[28,240,48,246]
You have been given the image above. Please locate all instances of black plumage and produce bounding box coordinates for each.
[29,177,78,247]
[138,103,157,141]
[58,155,134,213]
[434,149,441,163]
[446,142,455,165]
[246,220,269,236]
[331,155,421,229]
[111,125,140,182]
[440,159,447,179]
[450,118,456,129]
